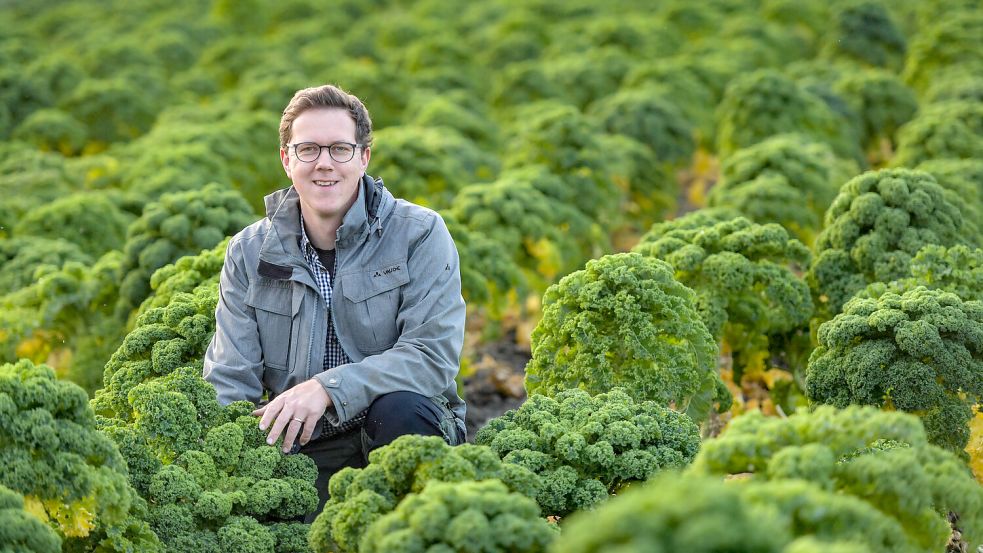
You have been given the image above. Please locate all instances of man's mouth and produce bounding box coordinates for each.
[313,180,338,187]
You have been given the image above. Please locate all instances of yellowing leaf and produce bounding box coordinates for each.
[15,334,53,364]
[25,495,98,538]
[691,148,718,176]
[968,411,983,483]
[761,369,793,389]
[526,237,561,280]
[738,349,771,383]
[686,178,708,208]
[23,496,50,523]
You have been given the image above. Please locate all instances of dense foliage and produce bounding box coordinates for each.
[524,253,729,423]
[0,359,160,550]
[0,485,62,553]
[715,69,861,163]
[0,236,92,296]
[902,13,983,92]
[114,183,254,319]
[100,408,318,553]
[832,69,918,154]
[0,250,126,393]
[553,474,791,553]
[806,287,983,453]
[633,214,812,379]
[690,406,983,551]
[708,133,849,245]
[11,192,132,258]
[85,245,318,553]
[359,480,557,553]
[440,213,524,308]
[502,101,619,220]
[915,158,983,242]
[92,286,219,426]
[854,244,983,302]
[309,435,540,553]
[137,239,228,316]
[820,2,906,71]
[368,125,499,209]
[475,388,700,517]
[588,87,696,169]
[808,168,972,315]
[892,101,983,167]
[449,167,601,282]
[3,0,983,550]
[558,418,983,553]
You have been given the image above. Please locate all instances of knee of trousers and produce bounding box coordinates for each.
[363,391,444,444]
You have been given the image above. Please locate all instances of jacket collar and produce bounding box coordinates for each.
[258,175,393,279]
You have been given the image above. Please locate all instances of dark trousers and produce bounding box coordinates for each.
[300,391,464,522]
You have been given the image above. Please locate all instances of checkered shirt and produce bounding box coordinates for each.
[299,214,367,437]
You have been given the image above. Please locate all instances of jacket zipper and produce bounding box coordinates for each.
[306,237,354,381]
[328,237,354,361]
[305,287,318,380]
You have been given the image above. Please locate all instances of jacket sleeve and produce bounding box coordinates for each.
[313,213,465,424]
[203,237,265,405]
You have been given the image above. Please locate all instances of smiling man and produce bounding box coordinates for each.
[203,84,466,519]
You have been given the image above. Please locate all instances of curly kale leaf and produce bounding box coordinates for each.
[689,405,983,551]
[524,252,727,423]
[450,166,603,281]
[710,133,850,242]
[854,244,983,303]
[634,215,812,379]
[819,2,907,71]
[806,287,983,452]
[716,69,862,163]
[0,359,160,550]
[475,388,700,517]
[809,168,972,315]
[552,473,791,553]
[115,183,254,320]
[360,480,557,553]
[309,435,540,553]
[0,484,62,553]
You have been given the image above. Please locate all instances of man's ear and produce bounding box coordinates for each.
[280,148,291,177]
[361,146,371,173]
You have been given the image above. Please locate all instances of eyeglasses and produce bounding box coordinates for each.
[290,141,363,163]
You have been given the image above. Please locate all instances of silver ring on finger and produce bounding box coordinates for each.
[292,417,304,423]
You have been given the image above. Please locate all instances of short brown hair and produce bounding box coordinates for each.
[278,84,373,149]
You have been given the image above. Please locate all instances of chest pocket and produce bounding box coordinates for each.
[340,260,408,354]
[245,280,296,371]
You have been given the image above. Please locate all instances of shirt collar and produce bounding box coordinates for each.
[298,211,315,257]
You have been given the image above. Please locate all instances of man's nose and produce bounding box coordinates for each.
[314,149,336,170]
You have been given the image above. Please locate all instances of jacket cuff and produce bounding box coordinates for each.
[313,371,349,423]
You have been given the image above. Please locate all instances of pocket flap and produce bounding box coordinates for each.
[245,281,294,316]
[341,260,409,303]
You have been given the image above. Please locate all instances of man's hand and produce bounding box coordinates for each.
[253,379,332,453]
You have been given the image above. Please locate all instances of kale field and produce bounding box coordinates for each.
[2,0,983,551]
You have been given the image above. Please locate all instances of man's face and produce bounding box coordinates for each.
[280,107,370,225]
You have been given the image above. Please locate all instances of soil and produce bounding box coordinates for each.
[460,330,530,441]
[947,511,971,553]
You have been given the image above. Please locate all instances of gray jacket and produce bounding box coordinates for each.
[203,175,466,435]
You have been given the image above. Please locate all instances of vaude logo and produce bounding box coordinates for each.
[373,265,402,278]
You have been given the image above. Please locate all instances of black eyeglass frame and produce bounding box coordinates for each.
[289,141,364,163]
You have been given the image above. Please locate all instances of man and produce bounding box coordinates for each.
[203,84,466,518]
